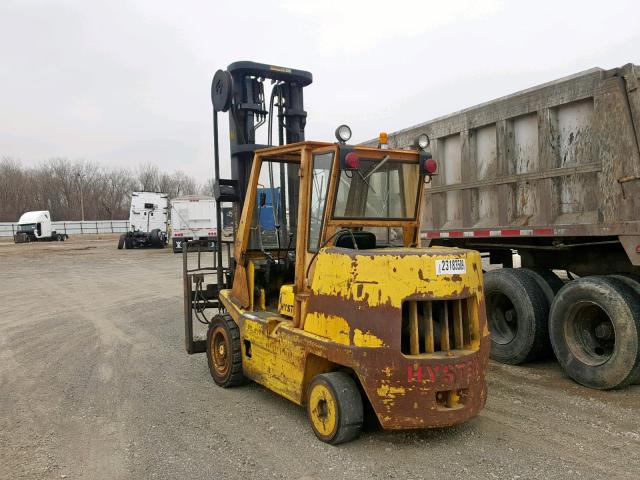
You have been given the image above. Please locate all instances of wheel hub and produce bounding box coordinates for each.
[566,302,616,366]
[487,293,518,345]
[309,384,337,437]
[210,327,230,376]
[594,322,613,340]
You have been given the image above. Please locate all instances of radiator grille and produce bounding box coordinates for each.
[401,298,479,355]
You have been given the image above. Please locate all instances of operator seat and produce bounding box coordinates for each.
[334,231,376,249]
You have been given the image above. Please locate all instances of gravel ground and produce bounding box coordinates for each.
[1,237,638,480]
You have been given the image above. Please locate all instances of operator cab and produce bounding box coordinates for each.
[234,129,436,317]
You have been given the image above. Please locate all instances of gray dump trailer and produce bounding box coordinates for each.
[371,63,640,390]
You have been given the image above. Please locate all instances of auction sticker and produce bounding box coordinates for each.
[435,258,466,275]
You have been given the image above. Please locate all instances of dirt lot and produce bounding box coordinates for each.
[1,237,639,480]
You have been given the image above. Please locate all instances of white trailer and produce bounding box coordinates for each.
[170,195,217,253]
[118,192,168,249]
[14,210,68,243]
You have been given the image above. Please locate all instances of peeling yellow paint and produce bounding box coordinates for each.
[303,312,350,345]
[311,249,483,309]
[353,328,384,347]
[377,383,406,398]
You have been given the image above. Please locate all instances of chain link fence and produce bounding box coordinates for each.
[0,220,130,237]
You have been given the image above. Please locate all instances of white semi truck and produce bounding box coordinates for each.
[118,192,168,249]
[169,195,216,253]
[13,210,68,243]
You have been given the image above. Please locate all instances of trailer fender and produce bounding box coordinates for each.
[619,235,640,266]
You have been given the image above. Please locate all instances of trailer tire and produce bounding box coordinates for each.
[484,268,550,364]
[609,275,640,296]
[549,276,640,390]
[613,272,640,283]
[531,269,564,298]
[608,275,640,384]
[150,229,163,248]
[117,234,125,249]
[206,314,246,388]
[306,372,363,445]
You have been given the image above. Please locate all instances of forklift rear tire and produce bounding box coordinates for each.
[206,314,246,387]
[117,234,125,249]
[306,372,363,445]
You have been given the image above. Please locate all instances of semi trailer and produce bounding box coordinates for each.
[118,191,168,249]
[13,210,68,243]
[369,63,640,390]
[170,195,216,253]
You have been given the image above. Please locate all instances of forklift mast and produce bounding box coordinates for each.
[207,60,313,302]
[211,61,313,212]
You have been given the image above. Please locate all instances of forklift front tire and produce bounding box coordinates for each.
[206,314,246,387]
[306,372,363,445]
[117,234,125,249]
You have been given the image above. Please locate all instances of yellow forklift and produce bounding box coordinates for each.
[183,61,489,444]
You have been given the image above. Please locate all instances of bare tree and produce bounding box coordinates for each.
[200,177,215,197]
[0,158,203,222]
[137,164,160,192]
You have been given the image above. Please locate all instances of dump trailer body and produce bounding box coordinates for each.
[170,195,216,253]
[367,64,640,273]
[368,63,640,390]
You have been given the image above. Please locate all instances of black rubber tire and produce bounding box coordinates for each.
[123,236,131,249]
[518,269,555,306]
[613,272,640,285]
[608,275,640,384]
[549,276,640,390]
[530,269,565,300]
[117,234,125,250]
[206,314,246,388]
[306,372,363,445]
[609,275,640,296]
[484,268,551,364]
[149,229,163,248]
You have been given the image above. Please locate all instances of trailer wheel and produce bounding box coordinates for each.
[549,276,640,389]
[306,372,363,445]
[609,275,640,296]
[150,229,163,248]
[608,275,640,384]
[484,268,550,364]
[530,269,565,299]
[117,234,125,249]
[613,272,640,283]
[206,314,245,387]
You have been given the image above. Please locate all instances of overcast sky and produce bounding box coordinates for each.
[1,0,639,179]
